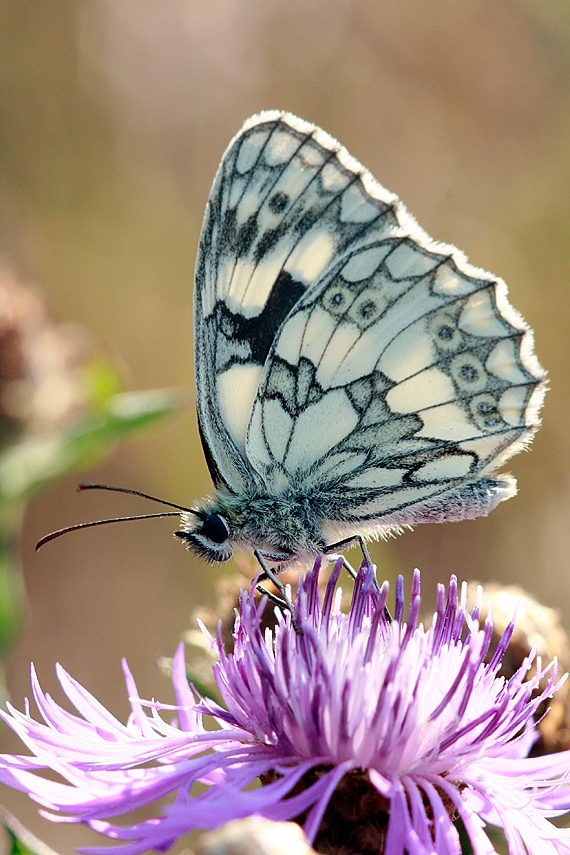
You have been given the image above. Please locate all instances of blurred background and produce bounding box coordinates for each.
[0,1,569,851]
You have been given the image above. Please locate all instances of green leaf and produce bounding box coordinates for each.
[81,357,124,410]
[0,545,23,660]
[0,388,185,505]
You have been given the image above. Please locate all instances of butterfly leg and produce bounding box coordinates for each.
[324,536,377,585]
[341,556,358,581]
[359,536,373,570]
[253,550,302,635]
[324,535,372,566]
[352,539,392,618]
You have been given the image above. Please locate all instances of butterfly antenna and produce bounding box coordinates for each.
[36,512,182,551]
[77,483,194,513]
[253,549,302,636]
[36,483,202,551]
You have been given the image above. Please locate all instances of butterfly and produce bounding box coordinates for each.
[175,111,546,568]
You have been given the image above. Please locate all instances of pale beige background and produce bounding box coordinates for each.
[1,2,569,852]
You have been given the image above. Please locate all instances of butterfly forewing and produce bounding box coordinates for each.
[194,112,401,492]
[193,110,545,555]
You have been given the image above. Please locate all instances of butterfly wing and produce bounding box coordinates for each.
[234,118,546,537]
[194,111,402,492]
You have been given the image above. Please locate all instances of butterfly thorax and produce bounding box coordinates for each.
[176,487,326,564]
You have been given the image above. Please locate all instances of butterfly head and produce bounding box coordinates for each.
[174,491,327,566]
[175,509,234,563]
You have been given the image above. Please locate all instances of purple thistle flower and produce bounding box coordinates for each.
[2,561,570,855]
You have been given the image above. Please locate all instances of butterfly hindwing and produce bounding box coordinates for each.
[241,177,544,534]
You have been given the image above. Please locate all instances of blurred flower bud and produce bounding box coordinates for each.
[0,267,93,447]
[195,818,316,855]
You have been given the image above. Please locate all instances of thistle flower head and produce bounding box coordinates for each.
[1,561,570,855]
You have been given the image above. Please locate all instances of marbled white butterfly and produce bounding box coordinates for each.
[173,111,546,568]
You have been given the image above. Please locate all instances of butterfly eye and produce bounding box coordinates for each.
[175,513,233,563]
[202,513,230,544]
